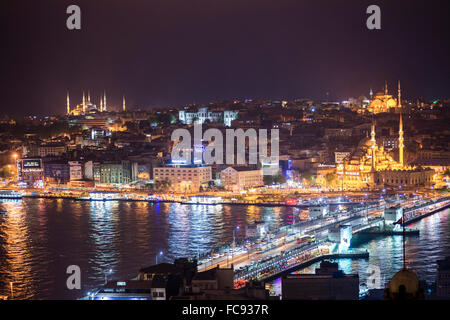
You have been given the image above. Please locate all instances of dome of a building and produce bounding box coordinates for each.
[389,269,419,294]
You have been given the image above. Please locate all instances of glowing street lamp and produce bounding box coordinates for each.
[155,251,163,264]
[104,269,112,284]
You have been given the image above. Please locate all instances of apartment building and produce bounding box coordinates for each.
[153,165,211,192]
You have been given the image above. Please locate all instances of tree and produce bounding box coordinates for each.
[263,174,286,185]
[263,175,273,185]
[0,165,15,179]
[325,173,336,186]
[302,170,316,184]
[275,174,286,184]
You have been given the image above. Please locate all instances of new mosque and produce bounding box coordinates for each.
[337,82,435,190]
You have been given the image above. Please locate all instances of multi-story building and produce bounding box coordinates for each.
[153,165,211,192]
[375,167,434,187]
[93,160,138,185]
[17,158,44,186]
[179,107,238,127]
[221,167,263,191]
[282,261,359,300]
[38,143,67,157]
[191,266,234,293]
[43,161,70,184]
[91,279,166,300]
[69,161,83,180]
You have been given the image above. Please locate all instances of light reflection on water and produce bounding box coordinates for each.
[0,199,286,299]
[0,199,448,300]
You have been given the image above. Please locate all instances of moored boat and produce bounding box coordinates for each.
[0,190,23,199]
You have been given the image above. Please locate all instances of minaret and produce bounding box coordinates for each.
[88,90,91,103]
[371,120,377,170]
[397,80,402,109]
[122,95,126,112]
[100,97,103,112]
[384,81,388,95]
[66,91,70,115]
[82,91,86,113]
[370,87,373,99]
[103,91,107,111]
[398,111,404,167]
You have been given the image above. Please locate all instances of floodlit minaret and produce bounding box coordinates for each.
[100,97,103,112]
[397,80,402,109]
[384,81,388,95]
[82,91,86,113]
[122,95,126,112]
[88,90,91,103]
[103,91,107,111]
[399,111,404,167]
[66,91,70,115]
[371,120,377,170]
[370,87,373,99]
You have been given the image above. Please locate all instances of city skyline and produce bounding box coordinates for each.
[1,0,449,116]
[1,0,449,305]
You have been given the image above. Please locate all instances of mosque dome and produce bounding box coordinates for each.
[389,269,419,295]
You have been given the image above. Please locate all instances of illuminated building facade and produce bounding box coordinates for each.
[221,166,263,191]
[367,81,402,114]
[336,111,435,189]
[153,165,212,193]
[17,158,44,186]
[93,160,138,185]
[179,107,238,127]
[66,91,108,116]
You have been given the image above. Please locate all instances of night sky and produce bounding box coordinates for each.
[1,0,449,116]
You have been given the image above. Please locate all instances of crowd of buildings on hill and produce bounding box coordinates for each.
[0,82,448,192]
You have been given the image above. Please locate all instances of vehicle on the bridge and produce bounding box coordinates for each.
[296,234,316,244]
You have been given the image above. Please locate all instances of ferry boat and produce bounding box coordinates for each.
[184,195,222,205]
[0,190,23,199]
[76,192,121,201]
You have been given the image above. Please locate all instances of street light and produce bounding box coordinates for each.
[231,226,240,268]
[233,226,240,246]
[155,251,163,265]
[9,282,14,299]
[104,269,112,284]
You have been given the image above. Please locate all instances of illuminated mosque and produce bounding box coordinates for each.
[367,81,402,114]
[337,82,435,189]
[66,91,126,116]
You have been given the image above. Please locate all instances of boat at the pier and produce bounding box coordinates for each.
[0,190,23,199]
[76,191,121,201]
